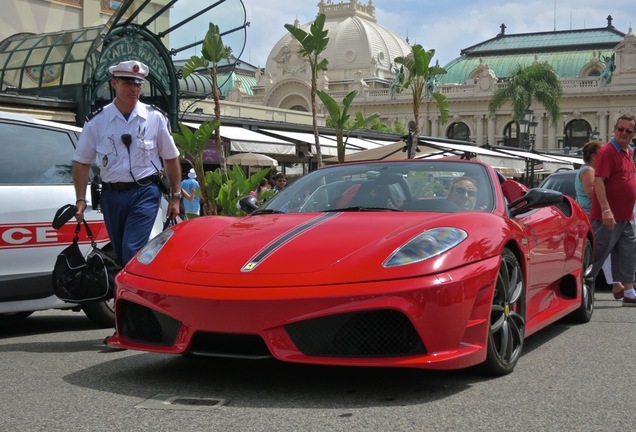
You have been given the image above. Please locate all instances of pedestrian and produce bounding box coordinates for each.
[575,140,616,289]
[180,168,200,217]
[71,60,182,337]
[274,174,287,192]
[589,114,636,306]
[255,178,271,202]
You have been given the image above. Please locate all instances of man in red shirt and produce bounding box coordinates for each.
[590,114,636,306]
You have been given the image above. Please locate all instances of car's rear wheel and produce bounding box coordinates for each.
[567,238,594,323]
[481,248,525,376]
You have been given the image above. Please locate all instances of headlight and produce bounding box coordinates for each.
[136,229,174,265]
[383,227,468,267]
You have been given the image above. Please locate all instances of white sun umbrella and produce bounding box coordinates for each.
[226,152,278,167]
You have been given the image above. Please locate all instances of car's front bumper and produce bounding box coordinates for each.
[108,255,500,370]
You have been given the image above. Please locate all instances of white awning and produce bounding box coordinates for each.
[182,122,296,155]
[321,135,382,150]
[492,148,574,171]
[418,141,574,173]
[259,129,356,156]
[419,140,519,158]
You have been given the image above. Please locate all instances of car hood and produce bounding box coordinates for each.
[127,211,506,287]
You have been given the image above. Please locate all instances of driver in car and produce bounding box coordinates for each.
[448,176,478,210]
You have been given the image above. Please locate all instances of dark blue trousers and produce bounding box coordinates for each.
[101,183,161,265]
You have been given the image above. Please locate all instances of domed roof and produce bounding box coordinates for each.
[264,1,410,82]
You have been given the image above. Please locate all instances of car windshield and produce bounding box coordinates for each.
[257,160,495,213]
[540,170,576,199]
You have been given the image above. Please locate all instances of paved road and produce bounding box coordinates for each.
[1,290,635,432]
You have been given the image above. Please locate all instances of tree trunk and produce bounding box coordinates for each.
[410,105,421,159]
[311,80,323,168]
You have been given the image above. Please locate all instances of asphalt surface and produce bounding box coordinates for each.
[1,290,635,432]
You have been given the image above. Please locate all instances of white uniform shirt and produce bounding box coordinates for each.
[73,101,179,183]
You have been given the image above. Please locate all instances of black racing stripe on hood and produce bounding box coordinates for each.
[241,212,340,272]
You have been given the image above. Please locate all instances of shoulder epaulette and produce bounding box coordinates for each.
[84,107,104,123]
[150,104,168,118]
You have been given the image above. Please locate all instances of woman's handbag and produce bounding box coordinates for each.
[52,219,122,302]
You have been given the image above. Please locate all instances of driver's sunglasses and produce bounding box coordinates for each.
[453,187,476,197]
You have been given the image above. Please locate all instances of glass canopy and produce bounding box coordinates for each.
[0,26,103,92]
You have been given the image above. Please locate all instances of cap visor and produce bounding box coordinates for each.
[117,76,144,84]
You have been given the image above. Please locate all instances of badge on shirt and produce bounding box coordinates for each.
[102,155,108,167]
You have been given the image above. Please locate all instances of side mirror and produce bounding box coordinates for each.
[508,188,563,218]
[237,195,259,214]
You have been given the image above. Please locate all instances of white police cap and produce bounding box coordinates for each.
[108,60,149,84]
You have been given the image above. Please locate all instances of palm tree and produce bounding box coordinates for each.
[488,62,562,125]
[394,44,449,158]
[182,22,229,174]
[285,13,329,168]
[316,89,379,163]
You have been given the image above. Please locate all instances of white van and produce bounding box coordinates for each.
[0,111,165,327]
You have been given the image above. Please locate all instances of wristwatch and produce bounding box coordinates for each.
[170,192,182,199]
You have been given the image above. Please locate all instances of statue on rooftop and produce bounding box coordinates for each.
[600,52,616,85]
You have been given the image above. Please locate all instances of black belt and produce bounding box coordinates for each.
[102,175,155,192]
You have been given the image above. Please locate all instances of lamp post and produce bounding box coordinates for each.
[403,120,417,158]
[519,107,538,187]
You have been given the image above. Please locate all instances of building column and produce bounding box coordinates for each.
[475,115,484,145]
[534,113,545,150]
[488,117,496,146]
[430,116,439,137]
[598,111,609,141]
[547,121,556,149]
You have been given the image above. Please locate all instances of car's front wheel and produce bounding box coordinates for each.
[82,299,114,328]
[567,238,594,323]
[481,248,525,376]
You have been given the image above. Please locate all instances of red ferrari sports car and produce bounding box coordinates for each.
[109,159,593,375]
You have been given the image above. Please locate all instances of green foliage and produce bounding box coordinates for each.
[182,23,227,77]
[488,62,562,124]
[284,14,329,63]
[173,120,220,215]
[317,89,379,162]
[370,120,391,132]
[205,164,271,216]
[285,13,330,167]
[392,119,407,135]
[393,44,449,157]
[181,22,228,174]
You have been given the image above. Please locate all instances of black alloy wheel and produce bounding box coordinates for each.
[482,248,525,376]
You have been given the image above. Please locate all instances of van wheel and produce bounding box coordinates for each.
[82,299,114,328]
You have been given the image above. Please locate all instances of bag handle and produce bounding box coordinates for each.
[73,219,97,247]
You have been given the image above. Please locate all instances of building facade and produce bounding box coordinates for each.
[236,0,636,153]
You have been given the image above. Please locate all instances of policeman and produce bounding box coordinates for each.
[72,60,181,266]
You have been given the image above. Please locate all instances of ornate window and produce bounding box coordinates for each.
[503,122,521,148]
[564,119,591,150]
[446,122,470,141]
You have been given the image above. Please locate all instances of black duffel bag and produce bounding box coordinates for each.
[52,219,122,302]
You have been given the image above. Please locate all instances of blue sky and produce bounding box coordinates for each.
[170,0,634,68]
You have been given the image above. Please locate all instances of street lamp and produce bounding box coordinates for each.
[518,107,538,150]
[519,107,539,187]
[402,120,417,158]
